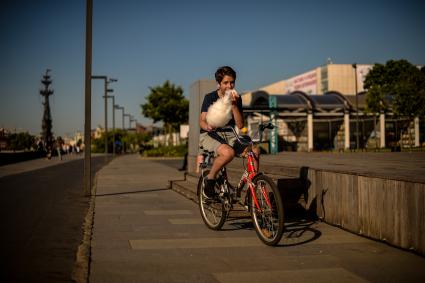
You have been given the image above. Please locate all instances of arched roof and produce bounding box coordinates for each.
[246,91,352,113]
[249,90,270,109]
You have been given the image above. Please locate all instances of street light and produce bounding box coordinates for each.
[124,114,131,130]
[115,104,125,129]
[352,63,359,150]
[91,75,118,155]
[107,95,116,155]
[114,104,125,153]
[130,116,137,129]
[84,0,93,196]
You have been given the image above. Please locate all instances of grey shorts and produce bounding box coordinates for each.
[199,131,246,156]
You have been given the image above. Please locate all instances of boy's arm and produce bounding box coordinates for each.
[232,98,244,129]
[200,112,212,131]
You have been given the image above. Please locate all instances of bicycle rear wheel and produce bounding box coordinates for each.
[197,170,227,230]
[250,174,284,246]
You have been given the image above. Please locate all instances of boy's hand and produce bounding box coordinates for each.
[229,89,239,103]
[207,124,215,132]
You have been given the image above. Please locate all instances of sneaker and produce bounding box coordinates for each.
[203,177,216,198]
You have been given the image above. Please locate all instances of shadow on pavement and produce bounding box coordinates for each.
[95,187,171,197]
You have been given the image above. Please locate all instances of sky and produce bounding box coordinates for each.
[1,0,424,138]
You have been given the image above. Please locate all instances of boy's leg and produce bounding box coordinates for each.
[200,132,235,197]
[206,144,235,180]
[203,143,234,198]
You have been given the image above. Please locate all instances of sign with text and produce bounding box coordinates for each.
[284,69,317,94]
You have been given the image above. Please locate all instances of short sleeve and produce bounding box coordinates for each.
[237,96,243,113]
[201,94,212,113]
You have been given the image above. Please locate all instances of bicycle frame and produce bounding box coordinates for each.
[200,124,274,212]
[198,123,285,245]
[238,148,272,212]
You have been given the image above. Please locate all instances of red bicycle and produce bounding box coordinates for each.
[197,123,284,246]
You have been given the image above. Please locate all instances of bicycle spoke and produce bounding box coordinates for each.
[198,169,227,230]
[250,175,285,246]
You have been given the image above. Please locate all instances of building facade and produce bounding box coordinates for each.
[242,63,422,152]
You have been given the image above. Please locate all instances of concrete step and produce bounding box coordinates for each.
[172,179,198,204]
[224,159,307,209]
[183,162,306,209]
[185,172,200,185]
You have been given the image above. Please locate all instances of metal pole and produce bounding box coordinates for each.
[353,63,359,150]
[121,108,125,153]
[112,97,115,156]
[104,80,108,155]
[124,114,131,130]
[122,109,125,129]
[84,0,93,196]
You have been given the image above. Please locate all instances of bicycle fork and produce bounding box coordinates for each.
[248,181,272,213]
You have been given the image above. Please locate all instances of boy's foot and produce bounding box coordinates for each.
[203,177,216,198]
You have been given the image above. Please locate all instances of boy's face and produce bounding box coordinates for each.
[218,75,235,94]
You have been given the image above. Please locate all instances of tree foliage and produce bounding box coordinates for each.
[141,81,188,133]
[7,132,36,151]
[91,129,151,153]
[364,59,425,117]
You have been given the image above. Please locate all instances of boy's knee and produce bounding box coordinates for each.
[218,145,235,159]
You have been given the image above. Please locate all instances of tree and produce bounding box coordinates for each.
[364,59,425,117]
[141,81,188,141]
[364,59,425,147]
[91,129,151,153]
[8,132,36,151]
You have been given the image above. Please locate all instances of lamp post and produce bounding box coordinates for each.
[124,114,131,130]
[115,104,125,153]
[115,105,125,129]
[84,0,93,196]
[107,95,115,155]
[352,63,359,150]
[92,75,117,155]
[130,117,137,130]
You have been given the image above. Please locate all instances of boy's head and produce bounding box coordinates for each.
[215,66,236,84]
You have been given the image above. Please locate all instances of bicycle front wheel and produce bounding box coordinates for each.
[197,170,227,230]
[250,174,284,246]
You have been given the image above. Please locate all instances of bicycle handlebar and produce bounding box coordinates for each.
[210,122,275,145]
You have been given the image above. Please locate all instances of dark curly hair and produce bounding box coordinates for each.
[215,66,236,83]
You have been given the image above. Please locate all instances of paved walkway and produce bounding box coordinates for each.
[89,154,425,283]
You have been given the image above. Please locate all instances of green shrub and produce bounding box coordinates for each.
[141,144,187,157]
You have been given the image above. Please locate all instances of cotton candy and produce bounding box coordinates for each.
[206,90,234,128]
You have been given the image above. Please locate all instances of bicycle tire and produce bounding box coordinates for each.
[197,170,228,230]
[250,174,285,246]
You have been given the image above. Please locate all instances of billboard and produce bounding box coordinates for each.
[356,64,373,92]
[284,69,317,94]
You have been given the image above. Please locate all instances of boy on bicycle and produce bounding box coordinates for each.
[199,66,258,197]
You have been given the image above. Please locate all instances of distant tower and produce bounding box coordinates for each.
[39,69,54,149]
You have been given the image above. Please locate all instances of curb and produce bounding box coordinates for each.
[71,173,98,283]
[138,156,184,160]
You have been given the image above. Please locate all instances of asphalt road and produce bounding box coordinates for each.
[0,156,109,282]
